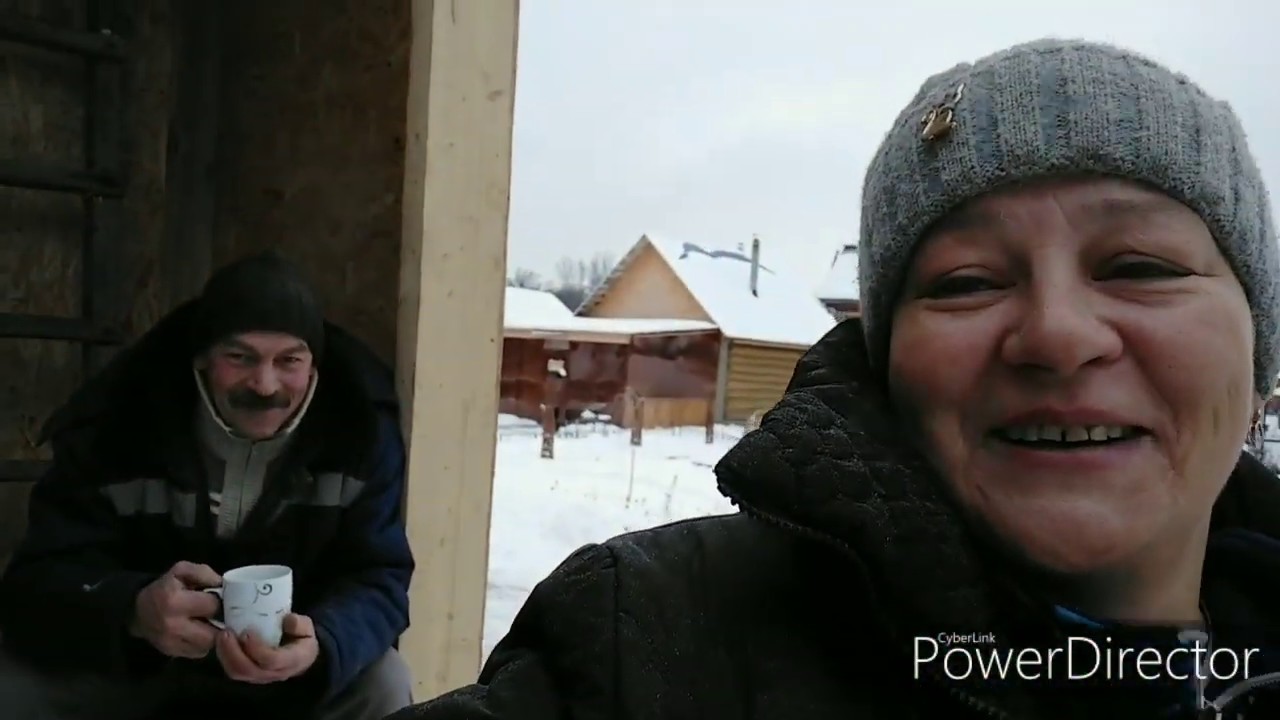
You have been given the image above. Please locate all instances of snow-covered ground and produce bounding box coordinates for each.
[483,414,743,659]
[481,411,1280,660]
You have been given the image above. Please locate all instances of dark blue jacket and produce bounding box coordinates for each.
[0,300,414,707]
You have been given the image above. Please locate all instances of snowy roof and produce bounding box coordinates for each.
[816,243,859,302]
[581,234,837,347]
[513,317,717,336]
[505,286,714,337]
[504,286,574,329]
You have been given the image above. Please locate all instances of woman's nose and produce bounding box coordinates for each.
[1000,283,1123,378]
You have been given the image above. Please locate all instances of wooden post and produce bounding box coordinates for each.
[712,334,731,423]
[540,404,555,459]
[630,394,644,447]
[395,0,520,700]
[704,401,715,444]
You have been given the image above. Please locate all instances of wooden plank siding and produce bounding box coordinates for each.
[723,341,805,422]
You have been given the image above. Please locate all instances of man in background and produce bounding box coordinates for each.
[0,251,415,719]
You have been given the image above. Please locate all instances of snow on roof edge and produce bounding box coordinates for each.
[644,234,836,347]
[815,243,859,302]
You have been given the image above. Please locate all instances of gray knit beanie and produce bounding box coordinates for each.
[858,38,1280,396]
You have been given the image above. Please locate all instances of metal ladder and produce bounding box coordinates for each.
[0,1,128,484]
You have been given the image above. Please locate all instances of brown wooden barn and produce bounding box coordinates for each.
[576,234,838,423]
[1,0,519,698]
[502,286,719,429]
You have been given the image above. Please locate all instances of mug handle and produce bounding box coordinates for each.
[202,586,226,630]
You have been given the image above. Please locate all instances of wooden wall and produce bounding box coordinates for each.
[1,0,413,568]
[724,340,805,422]
[499,337,630,422]
[585,242,709,321]
[212,0,410,363]
[0,0,178,566]
[628,331,719,401]
[499,331,720,428]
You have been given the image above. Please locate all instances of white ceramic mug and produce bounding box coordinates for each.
[203,564,293,648]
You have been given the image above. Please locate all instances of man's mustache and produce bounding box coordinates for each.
[226,388,291,411]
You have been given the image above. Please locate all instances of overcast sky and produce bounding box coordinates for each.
[505,0,1279,291]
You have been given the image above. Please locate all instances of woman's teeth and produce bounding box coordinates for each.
[998,425,1137,443]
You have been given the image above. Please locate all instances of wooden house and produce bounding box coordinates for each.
[501,286,718,428]
[577,234,838,423]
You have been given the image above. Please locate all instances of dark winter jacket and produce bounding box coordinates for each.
[0,300,414,709]
[392,319,1280,720]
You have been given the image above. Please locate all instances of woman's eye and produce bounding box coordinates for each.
[1103,260,1190,280]
[922,275,998,298]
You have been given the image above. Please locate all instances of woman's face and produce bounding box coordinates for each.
[887,177,1258,576]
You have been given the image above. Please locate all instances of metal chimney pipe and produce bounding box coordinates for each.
[749,235,761,297]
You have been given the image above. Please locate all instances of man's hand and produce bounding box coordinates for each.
[216,612,321,684]
[130,560,223,659]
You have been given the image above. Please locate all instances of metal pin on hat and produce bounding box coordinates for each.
[920,82,965,142]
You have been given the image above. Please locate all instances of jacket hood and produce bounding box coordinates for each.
[715,318,1280,638]
[715,319,1015,637]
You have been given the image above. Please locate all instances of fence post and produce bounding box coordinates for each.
[540,404,555,459]
[704,401,715,444]
[628,392,644,447]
